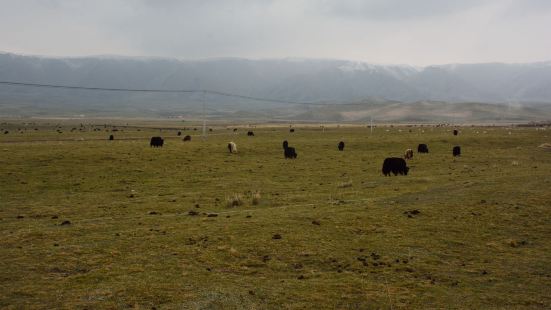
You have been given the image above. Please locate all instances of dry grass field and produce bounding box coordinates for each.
[1,120,550,309]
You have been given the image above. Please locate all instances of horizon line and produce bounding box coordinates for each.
[1,50,550,68]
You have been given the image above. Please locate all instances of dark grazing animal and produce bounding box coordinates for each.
[109,135,114,141]
[150,136,164,148]
[382,157,409,176]
[338,141,345,151]
[404,149,413,160]
[247,131,255,136]
[453,129,458,136]
[282,140,297,159]
[290,128,295,133]
[183,135,191,141]
[177,131,182,136]
[453,146,461,157]
[417,144,429,153]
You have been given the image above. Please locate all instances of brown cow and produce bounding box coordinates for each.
[404,149,413,160]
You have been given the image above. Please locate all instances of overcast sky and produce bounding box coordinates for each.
[1,0,550,65]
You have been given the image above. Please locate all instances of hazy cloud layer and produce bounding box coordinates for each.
[0,0,550,65]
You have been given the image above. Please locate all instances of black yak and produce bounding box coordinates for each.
[418,144,429,153]
[283,140,297,159]
[453,146,461,157]
[453,129,458,136]
[177,131,182,136]
[290,128,295,133]
[247,131,255,136]
[150,136,164,148]
[338,141,345,151]
[382,157,409,176]
[183,135,191,141]
[109,135,114,141]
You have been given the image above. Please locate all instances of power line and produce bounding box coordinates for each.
[205,89,329,105]
[0,80,330,106]
[0,81,196,93]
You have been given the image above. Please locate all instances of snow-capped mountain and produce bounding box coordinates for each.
[0,52,550,118]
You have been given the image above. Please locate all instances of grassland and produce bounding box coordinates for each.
[1,120,550,309]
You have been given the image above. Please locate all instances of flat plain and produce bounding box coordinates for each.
[1,120,550,309]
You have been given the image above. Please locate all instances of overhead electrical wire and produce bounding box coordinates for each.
[0,80,331,106]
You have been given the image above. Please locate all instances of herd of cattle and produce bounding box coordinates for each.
[0,124,465,177]
[383,143,462,176]
[142,129,463,177]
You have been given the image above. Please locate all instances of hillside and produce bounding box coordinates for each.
[1,53,551,121]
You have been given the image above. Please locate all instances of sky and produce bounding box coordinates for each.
[0,0,550,66]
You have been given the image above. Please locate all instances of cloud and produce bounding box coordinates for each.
[0,0,550,65]
[315,0,487,20]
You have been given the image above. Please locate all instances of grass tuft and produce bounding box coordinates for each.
[251,191,261,205]
[225,193,244,208]
[338,180,353,188]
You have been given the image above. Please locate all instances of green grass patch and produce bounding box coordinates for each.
[0,121,550,308]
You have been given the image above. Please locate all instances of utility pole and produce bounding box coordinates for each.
[202,90,207,139]
[370,117,373,135]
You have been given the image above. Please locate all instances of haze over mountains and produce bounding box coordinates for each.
[1,52,550,121]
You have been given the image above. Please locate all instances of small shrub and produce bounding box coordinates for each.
[251,191,261,205]
[225,193,243,208]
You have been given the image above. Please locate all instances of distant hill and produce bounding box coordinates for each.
[289,101,551,123]
[1,52,550,121]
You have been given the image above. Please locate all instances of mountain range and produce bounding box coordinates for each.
[1,52,550,121]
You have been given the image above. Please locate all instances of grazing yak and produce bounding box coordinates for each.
[283,140,297,159]
[247,131,255,136]
[453,146,461,157]
[418,144,429,153]
[150,136,164,148]
[183,135,191,141]
[382,157,409,176]
[177,131,182,136]
[338,141,345,151]
[228,142,237,153]
[290,128,295,133]
[109,135,114,141]
[453,129,458,136]
[404,149,414,160]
